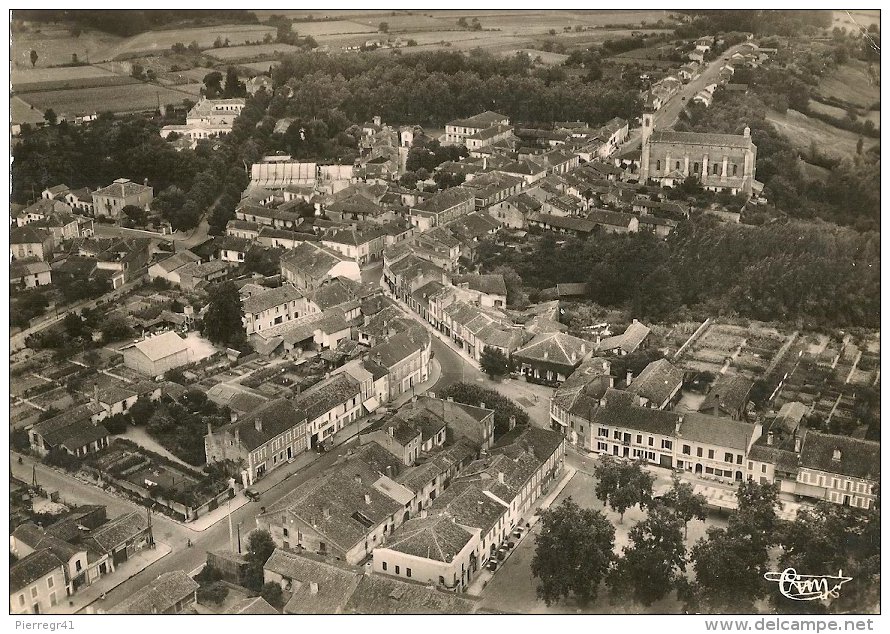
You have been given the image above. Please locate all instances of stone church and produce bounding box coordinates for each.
[639,111,758,196]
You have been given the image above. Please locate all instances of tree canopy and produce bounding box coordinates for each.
[531,497,615,606]
[202,281,246,347]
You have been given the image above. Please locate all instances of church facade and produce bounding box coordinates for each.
[639,112,757,196]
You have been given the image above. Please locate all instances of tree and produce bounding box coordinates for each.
[857,136,864,155]
[609,504,687,606]
[131,63,145,79]
[223,66,246,98]
[197,581,229,605]
[63,312,88,339]
[122,204,148,226]
[44,109,57,125]
[260,582,284,610]
[30,49,38,67]
[457,17,468,28]
[593,457,654,522]
[203,71,223,98]
[244,529,276,591]
[378,21,389,33]
[151,186,187,225]
[203,281,246,346]
[661,472,708,537]
[531,498,615,606]
[129,395,156,426]
[100,316,134,343]
[730,479,780,549]
[103,413,130,435]
[479,347,510,379]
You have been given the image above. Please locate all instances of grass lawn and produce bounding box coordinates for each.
[479,469,726,614]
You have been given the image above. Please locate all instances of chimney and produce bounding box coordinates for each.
[497,472,505,484]
[254,418,263,433]
[480,402,486,410]
[207,422,213,437]
[143,177,149,186]
[446,397,454,402]
[323,507,331,520]
[508,415,516,431]
[389,426,394,437]
[385,465,393,477]
[626,370,633,385]
[743,125,750,137]
[767,431,774,446]
[234,428,240,447]
[93,383,99,405]
[355,474,362,485]
[364,494,372,505]
[596,334,601,345]
[832,448,841,462]
[794,436,802,453]
[310,582,319,595]
[543,351,549,360]
[632,318,638,325]
[483,157,487,170]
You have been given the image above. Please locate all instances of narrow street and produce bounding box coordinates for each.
[615,42,751,154]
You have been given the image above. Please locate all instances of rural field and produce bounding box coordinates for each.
[206,43,301,60]
[236,61,282,73]
[106,24,277,59]
[831,9,880,31]
[11,96,46,125]
[766,108,879,161]
[12,24,122,68]
[816,60,880,109]
[18,83,199,117]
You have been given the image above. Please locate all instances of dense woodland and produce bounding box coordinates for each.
[14,10,259,36]
[478,219,880,329]
[271,50,642,128]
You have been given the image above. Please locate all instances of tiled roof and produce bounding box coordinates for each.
[431,481,508,536]
[93,179,152,199]
[365,327,429,369]
[597,320,650,354]
[649,130,754,149]
[591,392,680,436]
[344,574,476,614]
[152,251,200,274]
[800,432,880,480]
[11,225,51,244]
[10,549,64,593]
[110,570,198,614]
[528,213,595,233]
[699,375,753,415]
[447,110,509,128]
[627,358,685,406]
[55,421,110,451]
[10,258,51,278]
[677,412,757,452]
[384,513,476,562]
[587,208,637,227]
[85,512,148,553]
[220,398,307,451]
[265,549,363,615]
[513,332,594,368]
[129,331,189,362]
[225,596,279,614]
[451,273,507,297]
[242,284,303,315]
[293,374,361,422]
[465,123,514,141]
[280,242,352,283]
[413,187,475,214]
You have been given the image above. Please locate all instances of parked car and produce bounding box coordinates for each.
[512,527,523,539]
[506,540,516,550]
[496,546,509,561]
[487,559,498,572]
[244,488,261,502]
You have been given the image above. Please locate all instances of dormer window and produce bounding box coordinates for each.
[832,449,842,462]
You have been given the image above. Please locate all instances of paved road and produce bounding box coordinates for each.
[616,43,750,154]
